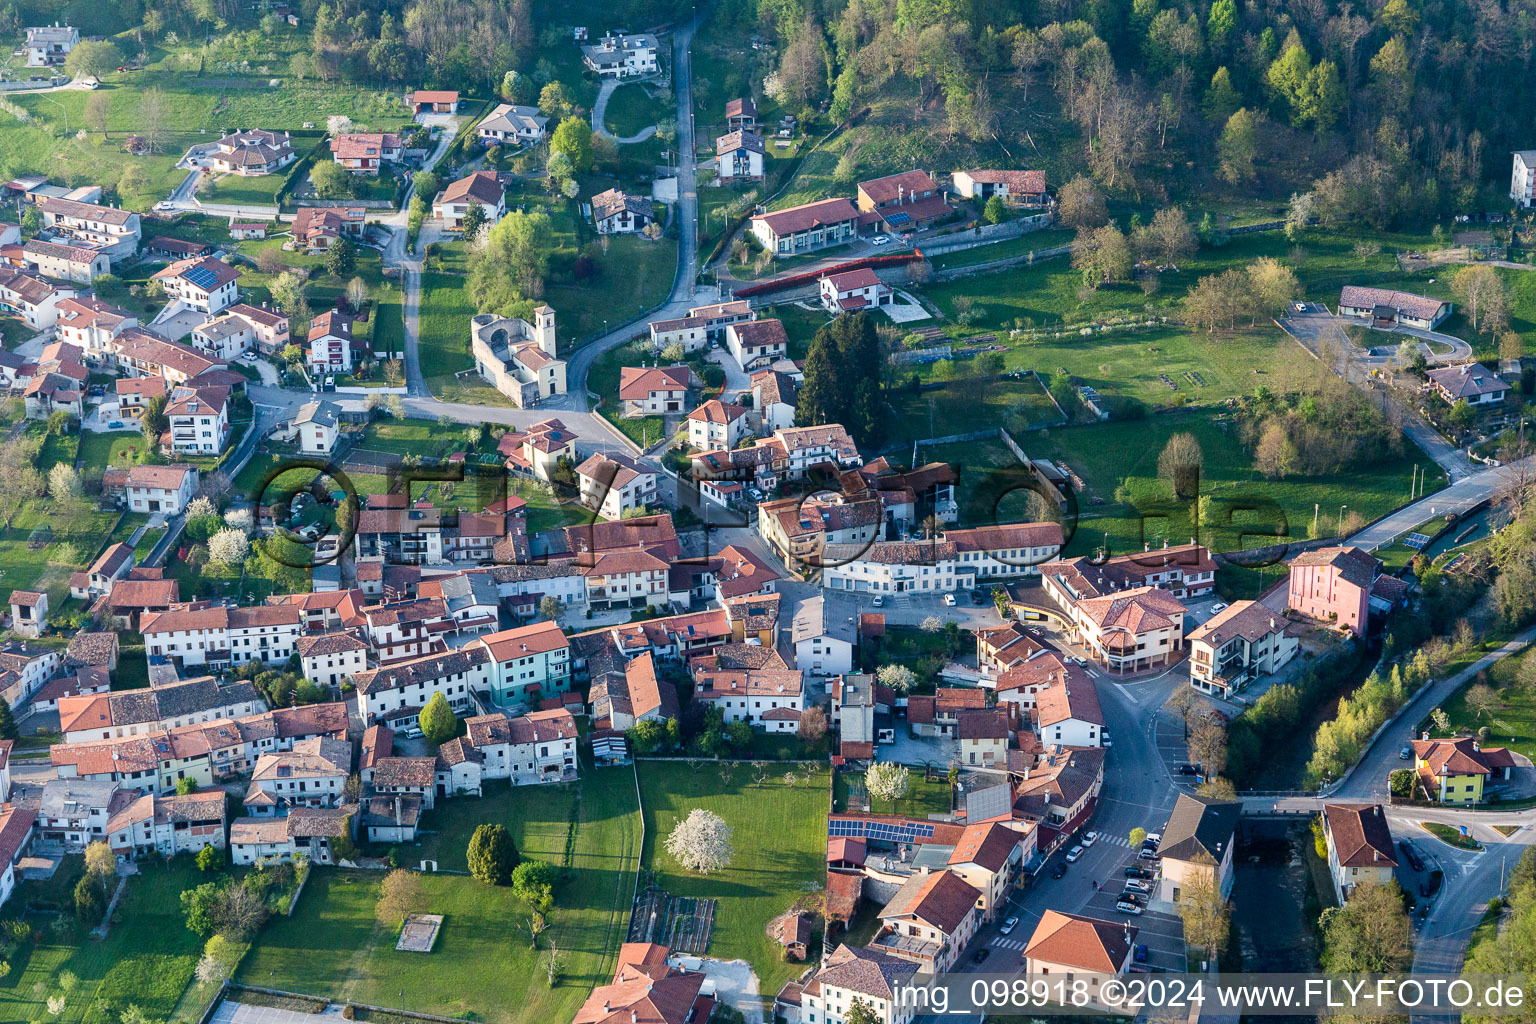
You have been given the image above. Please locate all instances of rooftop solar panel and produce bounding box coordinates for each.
[184,266,219,290]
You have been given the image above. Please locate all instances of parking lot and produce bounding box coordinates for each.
[1394,834,1446,921]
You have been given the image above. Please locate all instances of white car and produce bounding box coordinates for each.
[154,201,175,211]
[1065,845,1084,863]
[999,916,1019,935]
[1210,602,1228,613]
[1082,832,1098,846]
[872,595,884,607]
[1124,879,1152,894]
[870,235,891,246]
[943,593,956,606]
[1145,833,1162,845]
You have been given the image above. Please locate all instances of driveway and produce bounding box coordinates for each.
[668,956,762,1024]
[212,1001,346,1024]
[592,78,659,144]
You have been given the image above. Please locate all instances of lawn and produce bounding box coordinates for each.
[637,761,829,998]
[0,860,205,1024]
[588,339,669,450]
[889,375,1065,450]
[1420,821,1482,850]
[546,235,678,346]
[1439,647,1536,766]
[834,768,953,817]
[0,503,123,608]
[912,436,1034,527]
[1019,410,1439,566]
[196,171,288,207]
[240,764,642,1024]
[603,83,657,138]
[77,430,149,482]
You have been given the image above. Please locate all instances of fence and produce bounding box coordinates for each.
[732,251,927,300]
[914,214,1055,257]
[928,243,1073,282]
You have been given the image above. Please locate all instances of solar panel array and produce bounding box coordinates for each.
[184,265,219,291]
[828,817,936,842]
[1405,533,1431,550]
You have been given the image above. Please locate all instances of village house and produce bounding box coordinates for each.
[229,805,357,866]
[951,169,1049,208]
[751,368,799,431]
[0,268,74,329]
[432,170,506,229]
[36,779,131,853]
[8,591,46,639]
[330,132,403,174]
[228,221,269,241]
[34,195,142,256]
[23,372,82,420]
[1042,544,1217,605]
[291,207,367,252]
[0,804,37,909]
[108,328,224,384]
[751,197,860,255]
[576,452,659,521]
[151,256,240,314]
[1033,674,1104,748]
[476,621,572,709]
[619,364,693,416]
[462,708,579,784]
[691,661,804,733]
[1189,600,1300,698]
[106,789,227,861]
[716,129,766,182]
[471,307,567,408]
[581,31,659,77]
[1157,793,1241,903]
[296,632,369,688]
[25,23,78,66]
[648,300,755,353]
[140,603,302,668]
[307,309,356,374]
[1065,586,1188,674]
[477,103,548,145]
[58,675,263,744]
[576,944,712,1024]
[686,398,750,450]
[410,89,459,113]
[1338,285,1451,330]
[354,646,490,728]
[947,820,1035,919]
[757,493,882,570]
[857,170,951,232]
[822,523,1066,594]
[22,240,109,284]
[725,318,789,370]
[1022,911,1136,1008]
[1409,735,1516,804]
[1322,803,1398,904]
[1287,546,1398,636]
[164,383,231,455]
[290,398,340,456]
[70,543,135,601]
[785,943,918,1024]
[873,867,981,972]
[0,641,63,710]
[791,596,858,677]
[123,464,199,515]
[112,377,163,422]
[590,651,679,731]
[725,96,757,130]
[243,736,351,816]
[820,268,893,313]
[1426,362,1510,407]
[1514,151,1536,208]
[192,303,289,360]
[591,188,654,234]
[209,129,296,176]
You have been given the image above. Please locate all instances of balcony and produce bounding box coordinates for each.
[870,927,943,965]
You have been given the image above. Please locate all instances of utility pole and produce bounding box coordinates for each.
[1312,503,1319,538]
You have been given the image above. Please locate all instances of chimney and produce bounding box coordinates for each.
[1422,730,1429,741]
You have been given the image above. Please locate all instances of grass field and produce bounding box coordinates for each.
[240,765,641,1024]
[603,84,657,138]
[1019,411,1440,566]
[927,228,1078,271]
[588,339,670,450]
[834,768,953,817]
[888,375,1065,449]
[0,503,124,607]
[1439,647,1536,766]
[638,761,829,998]
[0,860,204,1024]
[197,170,288,207]
[77,429,149,482]
[546,235,678,345]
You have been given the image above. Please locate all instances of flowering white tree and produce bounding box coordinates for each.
[864,761,911,805]
[185,496,218,520]
[664,808,734,874]
[326,115,358,135]
[223,507,254,533]
[207,528,250,566]
[876,664,916,694]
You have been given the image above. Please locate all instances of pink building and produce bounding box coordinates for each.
[1287,546,1380,635]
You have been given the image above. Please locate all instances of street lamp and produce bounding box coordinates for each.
[1338,504,1348,536]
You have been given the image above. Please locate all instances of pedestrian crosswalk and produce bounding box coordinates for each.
[991,937,1026,951]
[1091,833,1131,848]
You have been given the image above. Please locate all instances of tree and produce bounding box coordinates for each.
[418,692,460,745]
[793,312,883,446]
[376,869,421,926]
[1254,421,1299,479]
[1321,880,1413,972]
[0,699,18,742]
[512,859,557,920]
[84,92,110,137]
[1129,827,1148,848]
[1158,432,1204,499]
[1198,777,1238,799]
[310,160,352,200]
[982,195,1007,226]
[182,881,222,936]
[195,844,222,872]
[207,529,250,566]
[1164,686,1201,738]
[538,82,576,119]
[470,210,553,308]
[1056,176,1108,229]
[798,705,828,745]
[845,998,881,1024]
[325,237,356,278]
[1448,399,1476,432]
[1452,265,1511,336]
[139,86,168,153]
[1466,682,1502,720]
[75,874,106,924]
[214,878,270,939]
[665,809,734,873]
[85,840,116,879]
[468,823,518,885]
[1188,718,1229,777]
[65,40,121,79]
[1501,332,1524,366]
[1178,867,1230,960]
[538,595,561,622]
[1247,257,1299,317]
[1134,207,1197,268]
[865,761,911,806]
[549,116,593,172]
[1218,109,1260,183]
[461,201,488,238]
[412,170,442,201]
[1072,225,1134,287]
[877,664,917,694]
[175,776,198,796]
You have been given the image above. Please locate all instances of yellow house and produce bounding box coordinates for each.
[1410,736,1515,805]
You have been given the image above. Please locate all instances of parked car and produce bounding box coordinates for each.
[1124,866,1152,879]
[1138,846,1158,861]
[871,235,891,246]
[999,916,1019,935]
[1210,602,1228,613]
[1145,833,1161,845]
[1065,845,1084,863]
[944,593,956,606]
[1400,745,1413,759]
[1399,839,1425,872]
[1116,900,1144,915]
[107,421,124,429]
[1177,764,1201,776]
[1051,862,1068,879]
[1124,879,1152,894]
[1082,832,1099,846]
[972,948,990,964]
[971,590,986,605]
[1134,944,1149,963]
[871,595,884,607]
[1119,891,1146,906]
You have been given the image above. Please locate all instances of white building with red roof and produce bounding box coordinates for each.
[123,463,199,515]
[951,169,1049,207]
[470,307,567,408]
[329,132,403,174]
[577,451,659,521]
[1066,585,1189,674]
[686,398,750,450]
[1023,910,1136,1005]
[151,255,240,313]
[497,417,577,481]
[856,169,951,232]
[431,170,506,229]
[475,621,572,708]
[819,267,893,313]
[750,197,860,255]
[618,364,693,416]
[291,207,366,252]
